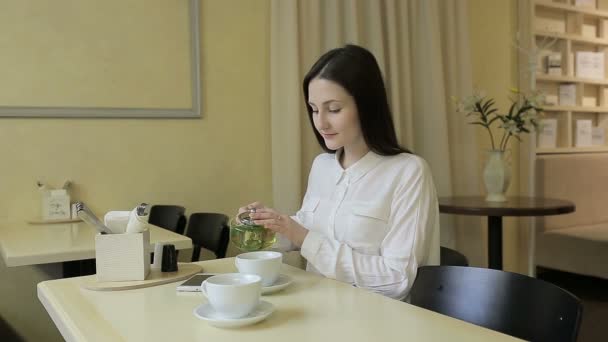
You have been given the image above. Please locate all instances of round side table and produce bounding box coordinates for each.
[438,196,575,270]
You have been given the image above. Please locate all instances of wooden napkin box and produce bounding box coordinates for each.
[95,230,150,282]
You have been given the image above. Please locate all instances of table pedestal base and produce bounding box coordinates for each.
[488,216,503,270]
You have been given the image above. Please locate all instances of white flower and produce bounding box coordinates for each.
[528,92,546,107]
[455,89,544,151]
[459,95,478,112]
[521,108,538,123]
[501,120,520,134]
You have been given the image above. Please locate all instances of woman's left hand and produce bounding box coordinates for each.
[250,208,308,247]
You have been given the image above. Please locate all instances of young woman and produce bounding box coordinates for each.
[237,44,439,300]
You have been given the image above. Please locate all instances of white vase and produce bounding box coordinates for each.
[483,150,510,202]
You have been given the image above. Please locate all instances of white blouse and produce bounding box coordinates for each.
[291,151,440,300]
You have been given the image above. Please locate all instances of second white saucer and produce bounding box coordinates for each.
[193,300,274,328]
[262,274,294,295]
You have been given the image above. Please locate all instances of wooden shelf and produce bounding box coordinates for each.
[534,30,608,46]
[536,146,608,154]
[543,105,608,112]
[532,1,608,154]
[535,1,608,19]
[536,74,608,85]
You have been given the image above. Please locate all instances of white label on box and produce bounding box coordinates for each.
[42,190,71,220]
[576,52,605,79]
[559,84,577,106]
[592,127,605,145]
[575,120,593,147]
[538,119,558,148]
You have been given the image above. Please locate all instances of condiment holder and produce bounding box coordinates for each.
[76,202,152,282]
[95,229,150,282]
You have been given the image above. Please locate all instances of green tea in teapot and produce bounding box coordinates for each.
[230,211,276,251]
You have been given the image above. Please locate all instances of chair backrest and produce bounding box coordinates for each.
[148,205,187,235]
[185,213,230,261]
[0,314,24,342]
[410,266,582,342]
[440,246,469,266]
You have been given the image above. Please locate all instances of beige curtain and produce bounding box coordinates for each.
[270,0,485,265]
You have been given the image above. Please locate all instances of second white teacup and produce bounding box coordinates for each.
[201,273,262,319]
[235,251,283,287]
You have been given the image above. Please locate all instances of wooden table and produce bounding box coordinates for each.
[0,221,192,276]
[438,196,575,270]
[37,258,522,342]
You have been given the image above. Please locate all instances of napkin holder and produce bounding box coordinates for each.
[95,230,151,282]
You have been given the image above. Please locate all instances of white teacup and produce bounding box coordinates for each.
[235,251,283,287]
[201,273,262,319]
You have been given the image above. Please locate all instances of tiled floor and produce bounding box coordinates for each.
[538,268,608,342]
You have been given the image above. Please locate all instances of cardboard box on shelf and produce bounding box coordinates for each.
[545,94,559,106]
[545,53,562,75]
[592,127,606,145]
[535,16,567,34]
[582,23,597,38]
[559,83,577,106]
[538,119,558,148]
[576,52,605,79]
[575,0,596,8]
[575,119,593,147]
[582,95,598,107]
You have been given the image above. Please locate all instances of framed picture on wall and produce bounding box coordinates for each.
[0,0,201,118]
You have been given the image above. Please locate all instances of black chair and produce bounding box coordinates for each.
[148,205,187,235]
[440,246,469,266]
[185,213,230,261]
[409,266,583,342]
[0,315,24,342]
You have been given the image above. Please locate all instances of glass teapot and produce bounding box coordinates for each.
[230,209,276,252]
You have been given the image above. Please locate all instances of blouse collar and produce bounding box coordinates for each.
[333,149,383,184]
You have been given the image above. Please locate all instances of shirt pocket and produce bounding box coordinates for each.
[347,202,391,251]
[296,196,320,228]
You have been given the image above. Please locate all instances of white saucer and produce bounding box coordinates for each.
[262,274,294,294]
[193,300,274,328]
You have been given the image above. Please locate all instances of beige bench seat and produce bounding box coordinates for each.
[536,153,608,280]
[537,223,608,279]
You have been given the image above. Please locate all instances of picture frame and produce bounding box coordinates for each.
[0,0,201,118]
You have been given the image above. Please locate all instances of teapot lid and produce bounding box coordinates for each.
[237,208,256,225]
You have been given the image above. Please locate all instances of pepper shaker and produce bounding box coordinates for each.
[161,244,178,272]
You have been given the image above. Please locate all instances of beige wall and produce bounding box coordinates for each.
[0,1,271,340]
[468,0,522,272]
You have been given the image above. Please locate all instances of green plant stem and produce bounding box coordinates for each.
[486,126,496,150]
[502,134,512,151]
[499,131,507,151]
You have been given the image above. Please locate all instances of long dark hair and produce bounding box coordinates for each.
[302,44,409,155]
